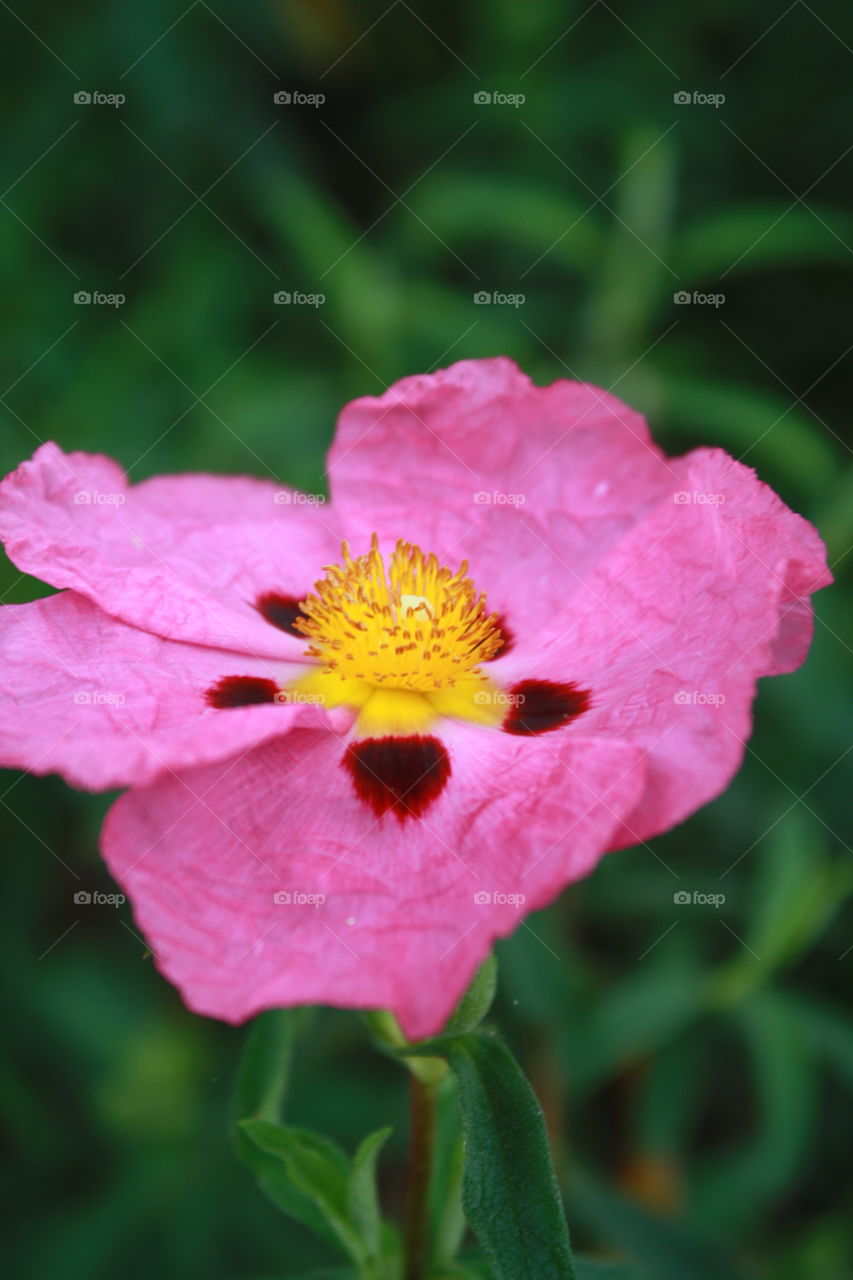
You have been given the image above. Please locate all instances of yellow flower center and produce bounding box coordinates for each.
[290,536,506,736]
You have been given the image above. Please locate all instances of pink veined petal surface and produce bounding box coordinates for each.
[101,720,646,1039]
[0,590,339,790]
[514,447,831,845]
[0,444,342,657]
[328,357,678,657]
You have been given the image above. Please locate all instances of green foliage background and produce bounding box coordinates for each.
[1,2,851,1276]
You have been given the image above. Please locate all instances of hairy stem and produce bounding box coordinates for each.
[403,1073,438,1280]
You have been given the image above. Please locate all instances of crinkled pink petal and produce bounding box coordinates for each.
[328,357,676,655]
[0,591,338,790]
[101,721,645,1038]
[522,448,831,845]
[0,443,341,656]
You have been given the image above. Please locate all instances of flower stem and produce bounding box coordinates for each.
[403,1072,438,1280]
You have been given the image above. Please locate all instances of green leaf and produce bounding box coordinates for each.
[232,1012,351,1251]
[447,1031,575,1280]
[232,1009,299,1126]
[575,1261,651,1280]
[239,1119,360,1261]
[661,375,837,497]
[709,814,852,1007]
[634,1027,709,1157]
[244,1273,357,1279]
[579,123,676,378]
[347,1127,392,1266]
[565,949,704,1097]
[787,995,853,1086]
[694,991,818,1232]
[673,204,853,277]
[233,1012,351,1252]
[401,173,604,275]
[431,1131,466,1271]
[445,955,498,1035]
[233,1016,395,1275]
[429,1264,491,1280]
[570,1175,748,1280]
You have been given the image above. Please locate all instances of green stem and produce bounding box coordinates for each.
[403,1072,438,1280]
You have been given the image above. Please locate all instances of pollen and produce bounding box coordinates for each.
[288,536,506,736]
[295,536,503,691]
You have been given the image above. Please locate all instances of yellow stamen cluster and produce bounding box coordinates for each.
[295,536,502,691]
[287,536,506,737]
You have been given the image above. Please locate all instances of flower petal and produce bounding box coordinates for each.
[328,358,676,654]
[0,591,337,790]
[101,721,645,1039]
[520,448,831,845]
[0,443,341,656]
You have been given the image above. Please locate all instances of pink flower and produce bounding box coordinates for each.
[0,359,830,1038]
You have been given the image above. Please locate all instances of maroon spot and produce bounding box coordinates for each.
[503,679,591,735]
[488,613,514,659]
[343,735,451,820]
[255,591,306,636]
[206,675,279,709]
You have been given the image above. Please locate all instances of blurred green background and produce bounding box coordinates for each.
[1,2,852,1277]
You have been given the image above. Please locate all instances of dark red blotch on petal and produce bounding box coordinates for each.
[503,679,590,735]
[255,592,306,636]
[343,735,451,820]
[206,676,279,708]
